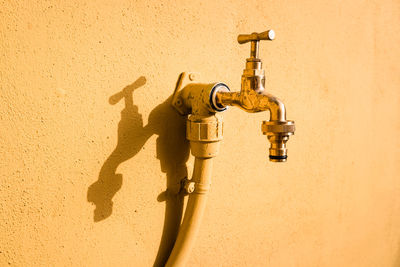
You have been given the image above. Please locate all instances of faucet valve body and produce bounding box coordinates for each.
[262,120,295,162]
[238,30,274,95]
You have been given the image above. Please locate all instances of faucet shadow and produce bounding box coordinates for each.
[87,76,190,266]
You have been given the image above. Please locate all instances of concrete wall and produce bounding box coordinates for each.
[1,0,399,266]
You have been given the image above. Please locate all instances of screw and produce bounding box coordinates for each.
[268,29,275,40]
[184,181,195,194]
[189,73,197,81]
[176,98,183,106]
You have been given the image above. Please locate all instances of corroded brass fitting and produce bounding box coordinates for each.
[171,72,227,158]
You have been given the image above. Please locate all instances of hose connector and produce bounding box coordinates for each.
[262,120,295,162]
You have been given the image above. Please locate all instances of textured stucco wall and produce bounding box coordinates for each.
[1,0,400,266]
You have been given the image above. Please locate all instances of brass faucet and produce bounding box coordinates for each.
[215,30,295,162]
[172,30,295,162]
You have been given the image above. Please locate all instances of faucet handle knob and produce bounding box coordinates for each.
[237,30,275,44]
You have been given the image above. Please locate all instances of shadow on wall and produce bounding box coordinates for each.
[87,76,190,266]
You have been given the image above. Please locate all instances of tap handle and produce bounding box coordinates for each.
[237,30,275,44]
[238,30,275,59]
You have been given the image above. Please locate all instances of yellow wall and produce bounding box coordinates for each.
[1,1,400,266]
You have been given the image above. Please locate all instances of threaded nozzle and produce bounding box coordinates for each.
[261,120,295,163]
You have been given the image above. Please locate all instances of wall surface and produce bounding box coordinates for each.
[1,0,400,266]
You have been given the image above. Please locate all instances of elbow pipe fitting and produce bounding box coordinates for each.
[172,77,230,116]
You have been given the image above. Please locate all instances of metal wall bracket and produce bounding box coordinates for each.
[171,72,201,115]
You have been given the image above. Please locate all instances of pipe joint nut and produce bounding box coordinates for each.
[262,120,295,135]
[186,115,224,142]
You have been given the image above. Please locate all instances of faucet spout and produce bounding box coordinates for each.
[212,29,296,162]
[215,90,294,162]
[259,93,286,121]
[215,91,286,121]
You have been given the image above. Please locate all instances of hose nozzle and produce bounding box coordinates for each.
[262,121,295,162]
